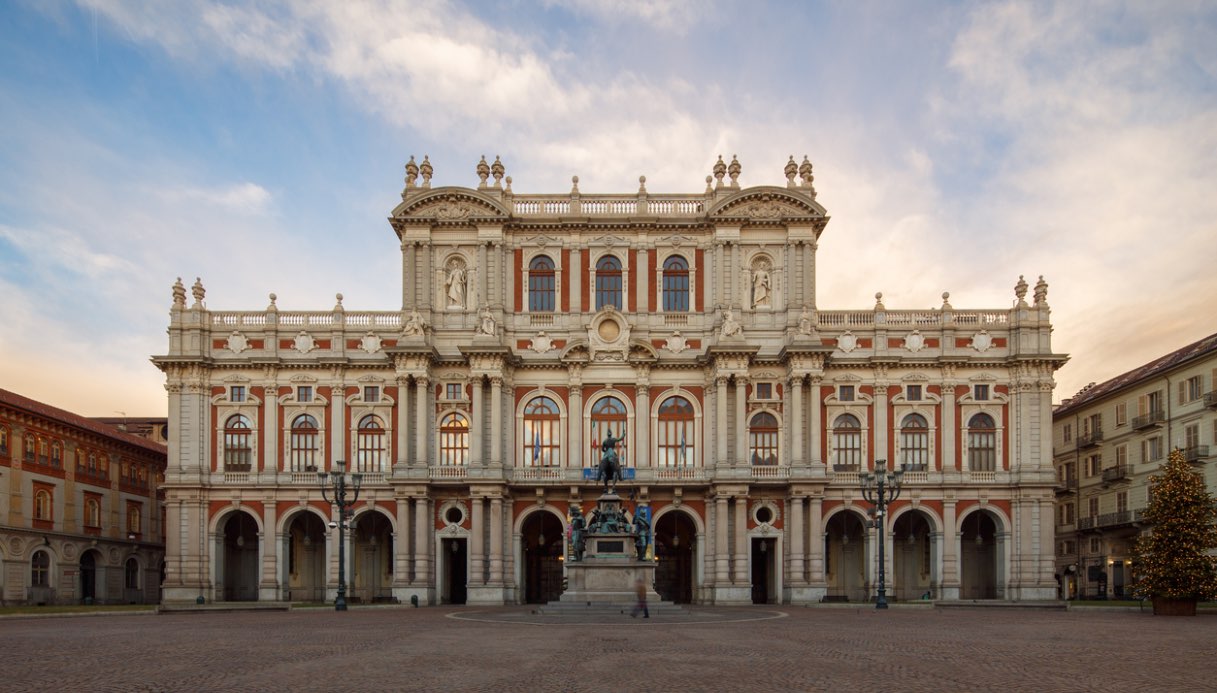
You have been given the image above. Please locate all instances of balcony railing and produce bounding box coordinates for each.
[1054,474,1077,495]
[1204,391,1217,408]
[1077,430,1103,449]
[1184,445,1211,463]
[1101,464,1130,483]
[1131,410,1166,430]
[1078,516,1096,530]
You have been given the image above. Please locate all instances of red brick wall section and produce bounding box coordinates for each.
[695,249,704,311]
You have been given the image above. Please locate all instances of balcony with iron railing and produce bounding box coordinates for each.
[1101,464,1130,483]
[1076,429,1103,449]
[1131,410,1166,430]
[1054,474,1078,495]
[1205,391,1217,408]
[1184,445,1211,464]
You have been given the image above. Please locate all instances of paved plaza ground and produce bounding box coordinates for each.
[1,605,1212,692]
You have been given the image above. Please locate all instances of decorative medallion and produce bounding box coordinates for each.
[597,319,621,342]
[904,331,926,353]
[360,333,382,354]
[294,332,316,354]
[226,331,249,354]
[971,330,993,353]
[531,331,554,353]
[665,331,688,354]
[838,331,858,353]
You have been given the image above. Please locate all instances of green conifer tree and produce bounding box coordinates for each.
[1133,447,1217,600]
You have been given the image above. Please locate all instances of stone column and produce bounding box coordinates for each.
[789,495,805,585]
[733,496,748,584]
[874,379,889,466]
[790,376,804,465]
[330,379,346,466]
[941,499,959,597]
[421,242,433,311]
[395,377,409,467]
[809,377,822,465]
[394,497,410,586]
[808,497,825,585]
[403,242,415,309]
[489,496,504,585]
[414,497,431,589]
[568,367,583,470]
[715,378,728,468]
[715,495,729,586]
[477,242,488,310]
[415,377,429,467]
[260,503,279,598]
[470,497,485,585]
[735,378,747,466]
[714,241,725,307]
[263,382,278,476]
[164,498,184,587]
[471,377,484,466]
[942,376,957,471]
[635,367,650,469]
[490,377,503,467]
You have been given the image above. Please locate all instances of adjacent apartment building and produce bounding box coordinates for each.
[154,155,1066,606]
[1052,332,1217,599]
[0,388,167,605]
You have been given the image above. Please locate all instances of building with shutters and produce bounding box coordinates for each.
[154,155,1065,605]
[0,388,166,605]
[1052,332,1217,599]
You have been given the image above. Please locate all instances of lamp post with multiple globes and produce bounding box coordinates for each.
[318,460,362,611]
[859,459,904,609]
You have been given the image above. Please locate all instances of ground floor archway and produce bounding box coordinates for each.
[521,511,563,604]
[654,510,696,603]
[222,511,259,601]
[960,511,999,599]
[893,510,935,601]
[285,512,326,602]
[353,512,394,603]
[825,512,867,602]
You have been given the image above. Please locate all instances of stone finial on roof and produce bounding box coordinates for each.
[172,277,186,308]
[504,175,513,194]
[713,155,727,189]
[941,291,952,311]
[704,175,713,195]
[874,292,885,311]
[191,277,205,307]
[267,293,277,311]
[404,155,419,190]
[799,156,816,198]
[1034,276,1048,306]
[638,175,647,194]
[1014,275,1028,306]
[784,156,798,187]
[420,155,433,188]
[728,154,741,188]
[571,175,580,194]
[334,293,344,312]
[491,155,505,188]
[476,155,490,188]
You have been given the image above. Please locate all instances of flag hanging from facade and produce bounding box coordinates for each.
[679,426,687,466]
[532,430,541,463]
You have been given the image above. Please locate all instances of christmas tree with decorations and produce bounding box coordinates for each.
[1133,447,1217,605]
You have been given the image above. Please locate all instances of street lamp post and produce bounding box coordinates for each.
[860,459,904,609]
[318,460,363,611]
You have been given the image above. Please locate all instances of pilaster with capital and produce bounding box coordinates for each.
[734,377,746,466]
[941,368,957,472]
[733,495,748,584]
[489,376,503,466]
[393,495,411,586]
[471,376,484,466]
[395,376,410,467]
[470,496,485,586]
[873,374,889,467]
[715,377,729,468]
[789,375,804,465]
[414,496,431,588]
[809,376,822,465]
[635,365,650,468]
[414,376,430,466]
[808,497,825,585]
[568,366,583,469]
[789,494,805,585]
[489,496,504,586]
[714,495,730,585]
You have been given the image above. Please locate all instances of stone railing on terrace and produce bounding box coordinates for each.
[816,309,1009,329]
[509,194,707,217]
[210,311,403,330]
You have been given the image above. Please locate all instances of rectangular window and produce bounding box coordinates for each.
[446,383,463,401]
[1089,537,1101,554]
[906,385,921,401]
[1084,413,1101,437]
[1180,375,1203,403]
[230,386,246,403]
[1115,403,1127,427]
[1085,454,1101,477]
[974,384,990,400]
[838,385,855,402]
[1088,497,1099,518]
[1116,491,1128,514]
[1115,445,1127,468]
[1142,436,1163,463]
[297,386,313,403]
[1185,423,1200,453]
[754,383,772,400]
[1063,423,1072,443]
[363,386,380,403]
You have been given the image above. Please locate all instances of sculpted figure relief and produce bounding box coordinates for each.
[752,267,772,307]
[476,306,496,336]
[446,265,467,308]
[402,309,428,337]
[721,308,742,338]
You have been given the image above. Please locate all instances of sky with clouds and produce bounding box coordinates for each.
[1,0,1215,417]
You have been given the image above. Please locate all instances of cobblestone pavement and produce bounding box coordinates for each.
[1,605,1212,692]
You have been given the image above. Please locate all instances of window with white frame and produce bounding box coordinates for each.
[595,255,624,310]
[1085,454,1101,478]
[363,386,380,403]
[1180,375,1202,404]
[230,385,246,403]
[355,415,388,473]
[528,255,556,312]
[662,255,690,312]
[1115,402,1127,427]
[900,413,929,470]
[33,488,52,521]
[967,413,997,472]
[1142,436,1163,463]
[126,502,142,534]
[223,414,253,471]
[522,397,560,467]
[832,414,862,470]
[31,550,50,587]
[906,384,922,401]
[753,382,774,400]
[1063,423,1072,444]
[838,385,855,402]
[656,396,695,468]
[590,396,628,466]
[749,412,779,466]
[974,384,990,401]
[297,386,313,403]
[288,414,320,472]
[1115,445,1128,469]
[84,496,101,529]
[445,383,464,401]
[439,412,469,466]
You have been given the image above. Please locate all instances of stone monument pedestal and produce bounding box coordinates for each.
[551,492,662,608]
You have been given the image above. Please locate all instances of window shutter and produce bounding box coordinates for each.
[1177,381,1185,406]
[1137,394,1148,416]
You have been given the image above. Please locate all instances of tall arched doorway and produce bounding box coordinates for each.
[353,512,393,603]
[825,512,867,602]
[285,513,326,602]
[222,511,259,601]
[80,550,100,604]
[892,511,935,601]
[521,511,563,604]
[960,511,999,599]
[655,510,696,604]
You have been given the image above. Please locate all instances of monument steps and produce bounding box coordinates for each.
[537,600,687,616]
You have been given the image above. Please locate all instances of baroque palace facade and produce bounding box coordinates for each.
[1,388,166,605]
[155,155,1064,605]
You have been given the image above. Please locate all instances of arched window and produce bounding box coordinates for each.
[24,435,35,461]
[749,412,780,466]
[595,255,623,310]
[968,413,997,472]
[833,414,862,470]
[900,414,930,471]
[355,415,388,473]
[656,396,695,467]
[31,550,50,587]
[223,415,253,472]
[439,413,469,466]
[288,414,320,473]
[0,425,9,457]
[127,503,142,534]
[590,396,628,467]
[662,256,690,312]
[38,438,49,465]
[33,489,52,521]
[529,255,556,312]
[84,497,101,528]
[125,557,140,590]
[50,442,62,468]
[523,397,560,467]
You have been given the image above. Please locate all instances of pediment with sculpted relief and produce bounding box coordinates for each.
[709,186,827,221]
[391,189,510,223]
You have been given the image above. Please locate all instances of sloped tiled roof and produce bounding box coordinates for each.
[0,388,167,456]
[1054,331,1217,416]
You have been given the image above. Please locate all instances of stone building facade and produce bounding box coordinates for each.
[154,155,1064,605]
[0,388,166,605]
[1052,332,1217,599]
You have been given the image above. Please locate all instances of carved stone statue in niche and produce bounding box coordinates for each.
[721,307,743,339]
[476,306,496,336]
[798,307,814,335]
[445,263,467,309]
[750,257,773,308]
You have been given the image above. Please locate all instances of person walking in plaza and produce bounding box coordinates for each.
[631,577,649,619]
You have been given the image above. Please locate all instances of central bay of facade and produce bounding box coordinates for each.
[155,155,1064,606]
